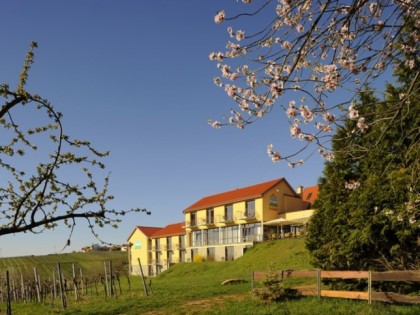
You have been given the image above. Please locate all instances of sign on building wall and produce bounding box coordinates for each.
[269,195,278,210]
[134,240,142,249]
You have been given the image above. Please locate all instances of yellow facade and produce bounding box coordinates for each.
[128,228,153,276]
[184,179,309,262]
[128,179,317,276]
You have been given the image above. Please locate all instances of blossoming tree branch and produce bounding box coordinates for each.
[208,0,419,167]
[0,42,149,245]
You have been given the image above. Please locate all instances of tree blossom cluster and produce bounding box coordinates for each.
[208,0,419,166]
[0,42,149,242]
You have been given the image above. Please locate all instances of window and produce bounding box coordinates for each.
[192,230,202,246]
[167,251,173,264]
[179,235,185,250]
[155,239,160,251]
[245,200,255,218]
[206,208,214,224]
[179,249,185,263]
[221,226,239,244]
[225,246,234,261]
[207,247,216,261]
[190,212,197,227]
[167,237,172,251]
[191,249,198,262]
[203,228,219,246]
[224,204,233,222]
[242,223,261,242]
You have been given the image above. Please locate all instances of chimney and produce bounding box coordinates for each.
[296,185,304,197]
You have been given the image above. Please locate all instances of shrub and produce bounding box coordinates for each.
[193,254,205,262]
[252,266,300,303]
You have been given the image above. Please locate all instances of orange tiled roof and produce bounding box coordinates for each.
[127,225,162,241]
[183,178,288,213]
[302,185,319,206]
[136,226,162,237]
[152,222,185,238]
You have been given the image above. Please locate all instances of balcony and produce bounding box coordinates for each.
[184,220,198,229]
[237,211,257,221]
[200,218,215,227]
[218,215,234,224]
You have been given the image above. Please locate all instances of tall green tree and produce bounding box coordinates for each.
[306,72,419,272]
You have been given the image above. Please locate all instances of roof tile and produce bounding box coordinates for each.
[183,178,286,213]
[152,222,185,238]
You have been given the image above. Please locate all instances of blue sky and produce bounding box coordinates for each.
[0,0,326,257]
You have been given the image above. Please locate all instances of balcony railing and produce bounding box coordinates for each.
[200,218,215,226]
[237,211,257,221]
[218,215,234,224]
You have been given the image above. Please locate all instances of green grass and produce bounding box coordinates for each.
[1,239,419,314]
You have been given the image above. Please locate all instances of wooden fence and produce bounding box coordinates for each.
[251,269,420,304]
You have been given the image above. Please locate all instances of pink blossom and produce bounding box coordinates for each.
[345,180,360,190]
[236,30,245,41]
[290,124,301,137]
[283,65,292,74]
[214,11,225,24]
[286,107,298,118]
[296,24,304,33]
[369,2,378,13]
[348,103,359,120]
[281,41,292,49]
[209,52,224,61]
[299,105,315,122]
[270,81,284,98]
[208,120,221,129]
[229,72,238,81]
[225,85,237,97]
[357,117,369,132]
[322,112,335,122]
[267,144,281,163]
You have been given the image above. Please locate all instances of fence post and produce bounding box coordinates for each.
[57,263,67,310]
[34,267,41,303]
[6,270,12,315]
[317,269,321,299]
[104,261,109,296]
[251,271,254,290]
[137,258,148,296]
[20,274,25,303]
[368,270,372,305]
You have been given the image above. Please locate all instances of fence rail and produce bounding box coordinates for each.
[251,269,420,304]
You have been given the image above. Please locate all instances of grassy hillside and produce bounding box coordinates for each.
[3,239,420,314]
[0,251,128,279]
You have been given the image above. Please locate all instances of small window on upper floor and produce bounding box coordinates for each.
[246,200,255,217]
[206,208,214,224]
[190,212,197,226]
[225,204,233,221]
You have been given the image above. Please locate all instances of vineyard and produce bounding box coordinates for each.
[0,251,129,312]
[0,251,127,279]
